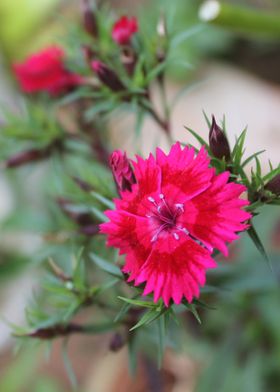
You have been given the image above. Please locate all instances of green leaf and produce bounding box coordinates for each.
[171,24,205,47]
[130,306,167,331]
[241,150,265,168]
[247,224,272,269]
[232,128,247,165]
[118,296,155,309]
[114,302,132,323]
[62,340,77,390]
[83,322,117,334]
[146,61,167,83]
[90,253,123,278]
[90,206,107,222]
[183,301,201,324]
[202,109,211,129]
[90,191,114,209]
[263,165,280,182]
[184,126,209,150]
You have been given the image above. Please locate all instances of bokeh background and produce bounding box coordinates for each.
[0,1,280,391]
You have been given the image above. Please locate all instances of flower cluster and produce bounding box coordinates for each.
[101,143,251,306]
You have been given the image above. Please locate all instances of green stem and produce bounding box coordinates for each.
[199,0,280,37]
[158,75,173,144]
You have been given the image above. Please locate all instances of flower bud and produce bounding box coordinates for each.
[110,150,136,193]
[264,173,280,196]
[57,197,94,226]
[81,0,98,38]
[209,115,231,161]
[79,224,100,236]
[91,61,125,92]
[112,16,138,45]
[109,332,125,352]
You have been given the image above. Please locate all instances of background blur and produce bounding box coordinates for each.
[0,1,280,391]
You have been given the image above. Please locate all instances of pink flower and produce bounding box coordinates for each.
[112,16,138,45]
[110,150,136,193]
[13,46,82,95]
[100,143,251,306]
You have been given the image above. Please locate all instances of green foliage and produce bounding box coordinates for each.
[0,1,279,388]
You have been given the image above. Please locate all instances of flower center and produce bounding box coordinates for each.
[146,194,189,242]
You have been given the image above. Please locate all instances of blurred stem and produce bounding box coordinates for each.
[199,0,280,37]
[158,74,172,143]
[140,99,171,140]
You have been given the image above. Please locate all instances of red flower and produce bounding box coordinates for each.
[100,143,251,306]
[13,46,82,95]
[112,16,138,45]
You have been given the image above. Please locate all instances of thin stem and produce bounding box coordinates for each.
[158,74,172,144]
[199,1,280,37]
[140,100,171,139]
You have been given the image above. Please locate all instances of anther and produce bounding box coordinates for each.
[175,203,184,211]
[173,233,179,240]
[159,193,164,199]
[148,196,155,203]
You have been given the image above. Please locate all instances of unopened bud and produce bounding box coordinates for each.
[264,173,280,196]
[209,115,231,161]
[110,150,136,193]
[91,61,125,92]
[5,148,47,168]
[57,197,94,226]
[79,224,100,236]
[109,332,125,352]
[81,0,98,38]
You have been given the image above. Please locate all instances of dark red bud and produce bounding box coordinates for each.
[110,150,136,193]
[81,0,98,38]
[209,115,231,161]
[109,332,125,352]
[79,224,100,236]
[264,173,280,196]
[91,61,125,92]
[5,148,48,168]
[57,197,95,226]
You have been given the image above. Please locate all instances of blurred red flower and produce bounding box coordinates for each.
[13,46,82,95]
[112,16,138,45]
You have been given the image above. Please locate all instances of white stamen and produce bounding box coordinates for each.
[151,234,158,242]
[173,233,179,240]
[148,196,155,203]
[159,193,164,199]
[175,203,184,211]
[182,228,189,235]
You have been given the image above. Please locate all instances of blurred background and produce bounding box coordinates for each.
[0,0,280,391]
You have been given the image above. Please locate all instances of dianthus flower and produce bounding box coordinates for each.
[112,16,138,45]
[13,46,82,95]
[100,143,251,306]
